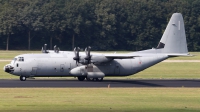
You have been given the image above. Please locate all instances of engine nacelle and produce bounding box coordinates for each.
[91,55,112,64]
[78,55,111,65]
[78,57,90,65]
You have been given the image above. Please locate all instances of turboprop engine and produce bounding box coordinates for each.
[73,46,112,65]
[90,55,111,64]
[69,65,105,79]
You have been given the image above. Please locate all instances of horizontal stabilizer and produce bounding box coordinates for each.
[167,53,194,57]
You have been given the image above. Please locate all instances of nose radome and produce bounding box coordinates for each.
[4,65,9,72]
[4,64,14,73]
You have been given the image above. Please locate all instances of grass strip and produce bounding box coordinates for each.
[0,88,199,112]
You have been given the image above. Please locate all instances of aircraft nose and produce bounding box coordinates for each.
[4,64,14,73]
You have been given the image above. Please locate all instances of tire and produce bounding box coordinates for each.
[86,77,94,81]
[20,76,26,81]
[96,77,103,81]
[78,76,86,81]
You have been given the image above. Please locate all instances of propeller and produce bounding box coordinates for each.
[54,45,60,53]
[73,47,80,65]
[42,44,48,53]
[84,46,92,64]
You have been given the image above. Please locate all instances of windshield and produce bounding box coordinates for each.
[11,58,17,65]
[13,58,17,62]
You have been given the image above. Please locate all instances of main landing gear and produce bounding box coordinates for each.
[77,76,103,81]
[20,76,26,81]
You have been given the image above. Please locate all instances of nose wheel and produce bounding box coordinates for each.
[20,76,26,81]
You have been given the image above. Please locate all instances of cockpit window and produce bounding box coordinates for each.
[18,57,24,62]
[13,58,17,61]
[13,58,17,63]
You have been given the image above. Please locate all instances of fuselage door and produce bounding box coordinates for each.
[31,67,37,75]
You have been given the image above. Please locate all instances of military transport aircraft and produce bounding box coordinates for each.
[4,13,191,81]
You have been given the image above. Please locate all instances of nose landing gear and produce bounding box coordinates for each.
[20,76,26,81]
[77,76,86,81]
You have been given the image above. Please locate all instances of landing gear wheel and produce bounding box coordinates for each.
[78,76,86,81]
[96,78,103,81]
[20,76,26,81]
[86,77,94,81]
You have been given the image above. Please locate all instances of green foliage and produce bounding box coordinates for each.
[0,0,200,51]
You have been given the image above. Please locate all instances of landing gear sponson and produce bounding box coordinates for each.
[19,76,103,81]
[77,76,103,81]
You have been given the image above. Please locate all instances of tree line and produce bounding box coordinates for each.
[0,0,200,51]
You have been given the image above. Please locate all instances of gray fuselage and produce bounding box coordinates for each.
[6,51,168,78]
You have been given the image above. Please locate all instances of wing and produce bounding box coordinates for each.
[104,54,139,59]
[89,53,140,64]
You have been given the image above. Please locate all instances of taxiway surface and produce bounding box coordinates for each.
[0,79,200,88]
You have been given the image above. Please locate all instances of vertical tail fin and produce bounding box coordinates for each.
[157,13,188,54]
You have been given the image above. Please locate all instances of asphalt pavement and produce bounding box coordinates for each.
[0,79,200,88]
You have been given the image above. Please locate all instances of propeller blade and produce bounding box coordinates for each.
[41,47,43,53]
[44,44,47,51]
[85,46,91,64]
[42,44,48,53]
[73,47,77,55]
[73,47,80,65]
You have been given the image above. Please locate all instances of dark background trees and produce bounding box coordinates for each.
[0,0,199,51]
